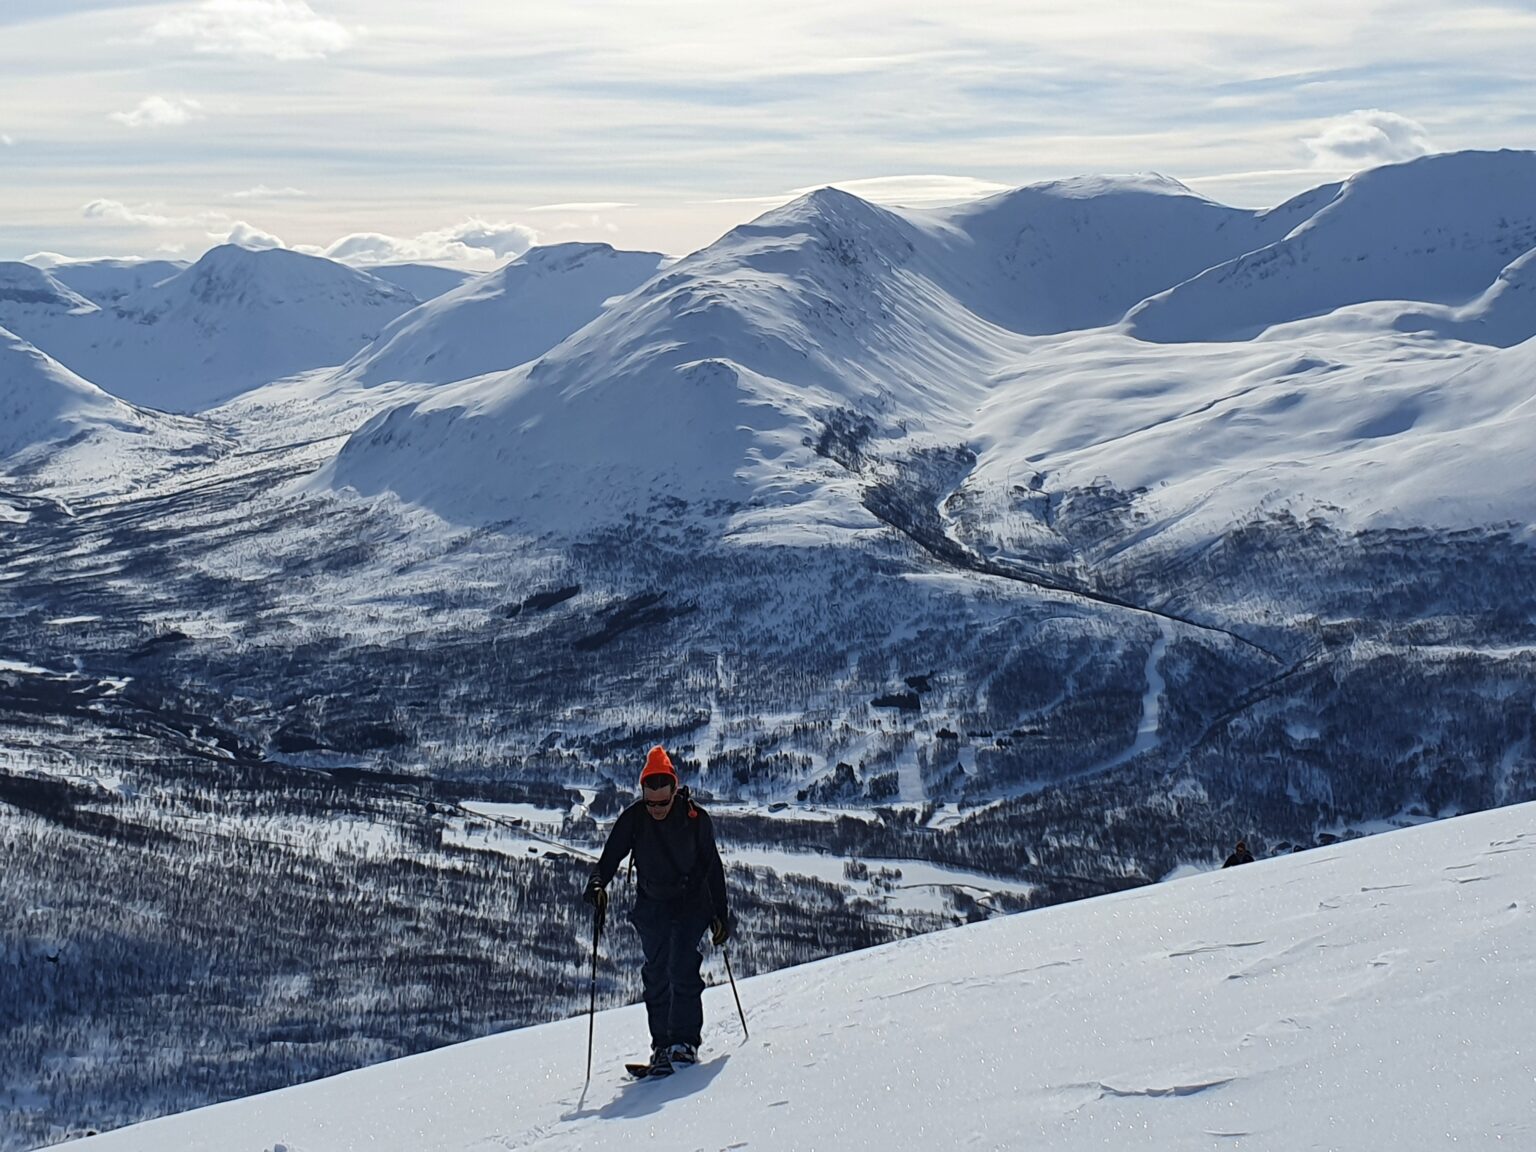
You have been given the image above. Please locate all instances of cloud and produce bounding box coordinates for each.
[83,199,197,228]
[320,218,539,266]
[109,95,204,129]
[525,201,636,212]
[227,184,307,200]
[1303,110,1435,169]
[1,133,14,147]
[22,252,71,269]
[150,0,355,61]
[218,220,285,249]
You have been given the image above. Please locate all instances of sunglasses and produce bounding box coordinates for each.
[644,796,674,809]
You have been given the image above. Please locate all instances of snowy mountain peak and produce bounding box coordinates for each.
[1022,171,1205,201]
[772,183,885,219]
[748,185,919,255]
[321,149,1536,545]
[128,244,415,316]
[927,169,1298,335]
[513,241,636,273]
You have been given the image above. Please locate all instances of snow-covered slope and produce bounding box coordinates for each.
[75,801,1536,1151]
[344,243,667,386]
[358,262,474,303]
[925,173,1324,334]
[0,326,136,455]
[0,327,218,493]
[1386,243,1536,347]
[1126,150,1536,342]
[2,246,419,412]
[961,328,1536,546]
[41,257,187,307]
[0,261,99,325]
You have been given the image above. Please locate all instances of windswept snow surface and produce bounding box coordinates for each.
[78,801,1536,1151]
[345,243,667,386]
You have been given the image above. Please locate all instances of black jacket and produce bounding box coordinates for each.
[1222,846,1255,868]
[590,790,728,921]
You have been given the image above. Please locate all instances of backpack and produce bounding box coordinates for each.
[628,787,705,898]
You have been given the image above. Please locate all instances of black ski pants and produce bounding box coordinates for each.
[630,896,711,1050]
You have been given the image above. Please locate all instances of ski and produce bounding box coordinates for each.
[626,1061,669,1078]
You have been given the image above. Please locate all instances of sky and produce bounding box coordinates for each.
[3,0,1535,268]
[69,799,1536,1150]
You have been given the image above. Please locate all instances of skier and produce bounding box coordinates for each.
[1222,838,1255,868]
[583,745,732,1077]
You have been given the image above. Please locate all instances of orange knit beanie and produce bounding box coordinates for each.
[639,745,677,788]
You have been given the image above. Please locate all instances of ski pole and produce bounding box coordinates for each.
[585,899,605,1083]
[723,948,748,1040]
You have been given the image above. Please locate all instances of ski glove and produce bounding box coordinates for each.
[583,876,608,914]
[710,915,733,947]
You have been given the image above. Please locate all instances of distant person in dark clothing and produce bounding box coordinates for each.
[1222,839,1255,868]
[583,745,731,1077]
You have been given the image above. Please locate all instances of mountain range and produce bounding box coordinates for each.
[325,151,1536,549]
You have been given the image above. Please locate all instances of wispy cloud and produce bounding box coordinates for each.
[1,133,14,147]
[226,184,307,200]
[109,95,204,129]
[150,0,355,61]
[525,201,635,212]
[1303,109,1435,168]
[315,219,539,266]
